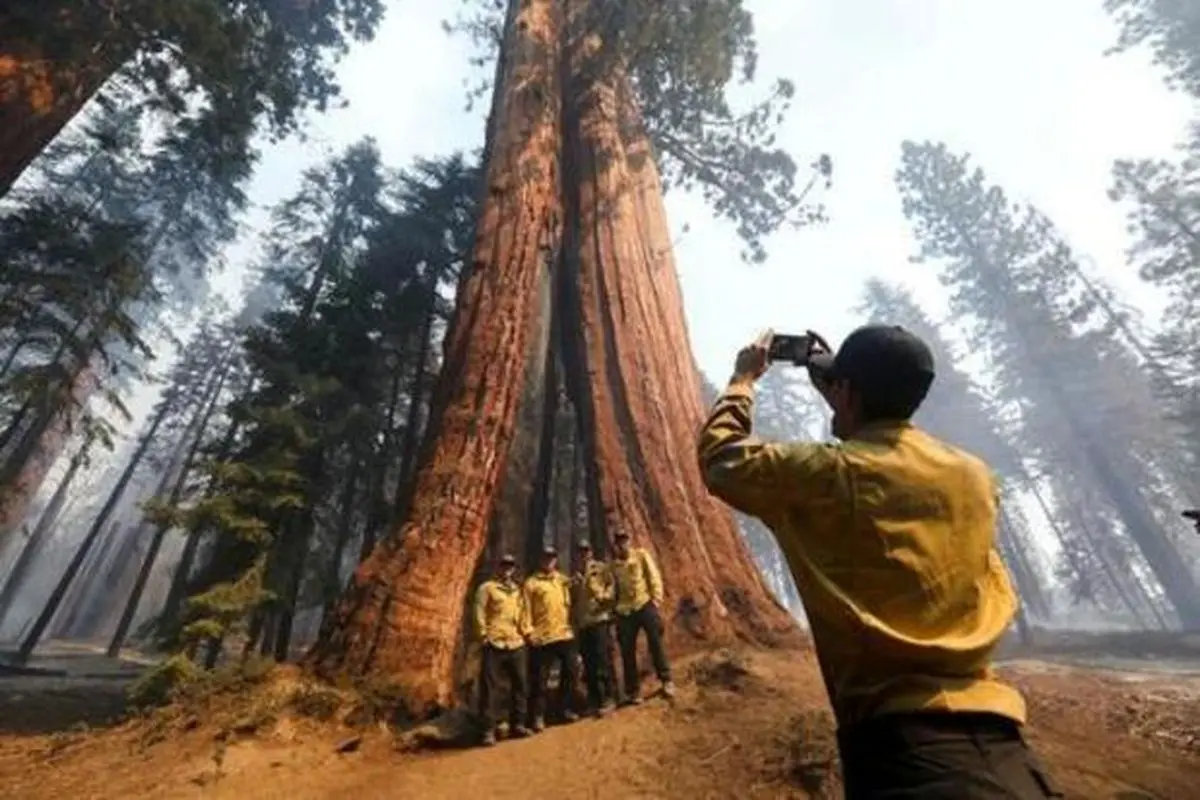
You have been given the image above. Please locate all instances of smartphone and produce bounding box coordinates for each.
[1184,509,1200,521]
[767,334,813,365]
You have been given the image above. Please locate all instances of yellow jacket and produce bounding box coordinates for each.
[612,547,664,616]
[523,570,574,646]
[573,560,616,627]
[697,381,1027,729]
[474,578,528,650]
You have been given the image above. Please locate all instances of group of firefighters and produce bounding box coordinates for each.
[472,529,675,746]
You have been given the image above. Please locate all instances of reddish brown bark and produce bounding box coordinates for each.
[305,0,564,714]
[307,0,800,713]
[0,36,115,197]
[562,60,797,653]
[0,366,97,546]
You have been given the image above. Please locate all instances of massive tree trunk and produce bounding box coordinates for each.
[0,14,119,197]
[307,0,798,715]
[560,56,795,648]
[306,0,565,712]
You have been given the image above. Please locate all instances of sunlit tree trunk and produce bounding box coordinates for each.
[306,0,565,714]
[561,58,795,648]
[0,19,120,197]
[307,0,799,716]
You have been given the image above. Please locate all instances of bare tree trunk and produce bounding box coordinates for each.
[306,0,565,715]
[558,56,795,650]
[0,434,90,621]
[15,388,176,661]
[0,366,97,546]
[106,359,231,657]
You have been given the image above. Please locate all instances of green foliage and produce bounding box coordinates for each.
[896,139,1200,627]
[128,653,205,708]
[1105,0,1200,98]
[450,0,831,262]
[1109,144,1200,468]
[6,0,386,142]
[158,144,481,656]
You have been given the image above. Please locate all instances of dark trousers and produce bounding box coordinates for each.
[528,639,577,720]
[478,645,527,729]
[616,602,671,697]
[838,712,1063,800]
[578,620,617,708]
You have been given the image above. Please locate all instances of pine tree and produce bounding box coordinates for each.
[156,149,477,663]
[1105,0,1200,98]
[895,140,1200,628]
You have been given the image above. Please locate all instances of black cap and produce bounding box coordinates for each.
[827,325,935,387]
[499,553,516,565]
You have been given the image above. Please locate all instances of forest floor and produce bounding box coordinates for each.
[0,640,1198,799]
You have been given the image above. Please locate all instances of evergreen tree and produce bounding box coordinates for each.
[1109,148,1200,477]
[896,140,1200,628]
[1106,0,1200,98]
[157,149,478,663]
[0,0,386,196]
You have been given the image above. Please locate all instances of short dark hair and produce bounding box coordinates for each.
[829,325,935,423]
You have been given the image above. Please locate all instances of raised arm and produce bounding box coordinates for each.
[698,380,826,519]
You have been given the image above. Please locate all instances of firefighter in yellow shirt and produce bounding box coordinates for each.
[698,327,1060,799]
[473,553,531,746]
[611,530,676,703]
[523,545,578,731]
[571,539,617,715]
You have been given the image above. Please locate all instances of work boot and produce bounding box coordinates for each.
[596,701,616,718]
[481,729,497,747]
[495,722,510,739]
[562,710,579,723]
[531,716,546,733]
[510,725,531,739]
[622,695,644,707]
[661,681,677,699]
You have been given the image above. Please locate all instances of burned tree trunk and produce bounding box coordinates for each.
[306,0,565,713]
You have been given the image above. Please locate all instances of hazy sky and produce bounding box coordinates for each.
[218,0,1194,384]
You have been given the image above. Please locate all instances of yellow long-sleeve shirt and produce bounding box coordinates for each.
[573,560,616,628]
[611,547,664,616]
[697,381,1027,729]
[523,570,574,646]
[474,578,528,650]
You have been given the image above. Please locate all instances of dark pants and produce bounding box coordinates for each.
[478,645,527,730]
[528,639,577,721]
[616,602,671,698]
[578,620,617,708]
[838,712,1063,799]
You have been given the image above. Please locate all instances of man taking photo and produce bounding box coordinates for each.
[697,325,1061,799]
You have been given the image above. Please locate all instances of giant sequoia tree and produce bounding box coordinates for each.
[0,0,384,196]
[895,140,1200,628]
[307,0,823,713]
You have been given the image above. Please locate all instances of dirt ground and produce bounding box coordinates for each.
[0,645,1197,800]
